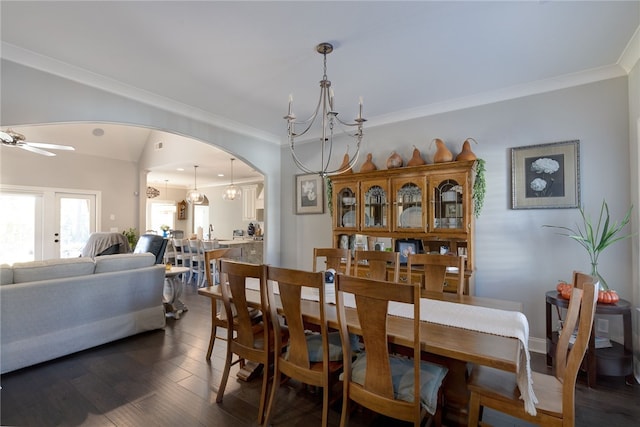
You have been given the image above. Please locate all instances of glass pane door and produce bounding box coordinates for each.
[0,192,43,264]
[55,193,96,258]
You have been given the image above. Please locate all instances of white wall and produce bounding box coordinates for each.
[279,77,633,343]
[0,148,139,233]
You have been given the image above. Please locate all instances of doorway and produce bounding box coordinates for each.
[0,187,99,263]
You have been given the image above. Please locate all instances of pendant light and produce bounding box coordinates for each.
[186,165,204,204]
[223,158,241,200]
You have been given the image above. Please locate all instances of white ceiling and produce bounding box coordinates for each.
[1,1,639,187]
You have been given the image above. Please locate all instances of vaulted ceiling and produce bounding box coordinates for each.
[1,1,638,187]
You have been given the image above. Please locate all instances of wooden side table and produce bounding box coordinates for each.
[545,290,633,387]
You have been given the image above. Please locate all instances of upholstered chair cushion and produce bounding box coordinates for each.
[349,352,448,415]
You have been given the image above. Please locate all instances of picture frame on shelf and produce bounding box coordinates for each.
[395,238,424,265]
[295,173,324,214]
[511,140,580,209]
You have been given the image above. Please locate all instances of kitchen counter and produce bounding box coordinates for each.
[217,239,263,264]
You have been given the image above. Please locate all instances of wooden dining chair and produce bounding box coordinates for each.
[263,266,344,427]
[467,281,599,427]
[353,249,400,282]
[335,274,448,427]
[313,247,352,275]
[215,260,281,425]
[203,247,245,360]
[407,253,465,295]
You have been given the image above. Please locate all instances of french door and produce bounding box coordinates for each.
[0,187,98,263]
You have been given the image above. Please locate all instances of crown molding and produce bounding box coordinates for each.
[618,25,640,73]
[3,41,633,146]
[1,43,281,145]
[367,64,628,130]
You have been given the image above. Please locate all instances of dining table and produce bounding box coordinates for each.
[198,281,528,425]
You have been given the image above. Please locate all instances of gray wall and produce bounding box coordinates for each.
[279,77,634,345]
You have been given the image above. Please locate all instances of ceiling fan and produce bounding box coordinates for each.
[0,129,75,156]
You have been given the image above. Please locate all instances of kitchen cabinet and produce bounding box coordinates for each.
[242,185,257,221]
[330,160,476,294]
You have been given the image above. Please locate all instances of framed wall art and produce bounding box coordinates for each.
[395,238,424,265]
[295,173,324,214]
[511,140,580,209]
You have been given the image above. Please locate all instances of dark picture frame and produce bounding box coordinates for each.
[295,173,324,214]
[511,140,580,209]
[395,239,424,265]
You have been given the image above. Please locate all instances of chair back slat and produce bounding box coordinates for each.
[313,247,351,274]
[558,281,598,411]
[407,253,465,295]
[354,250,401,282]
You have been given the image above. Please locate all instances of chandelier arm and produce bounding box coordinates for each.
[289,90,324,138]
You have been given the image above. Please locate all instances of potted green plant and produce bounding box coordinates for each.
[122,228,139,249]
[544,199,634,291]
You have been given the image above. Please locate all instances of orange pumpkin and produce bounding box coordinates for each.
[561,286,573,300]
[556,281,571,294]
[598,290,619,304]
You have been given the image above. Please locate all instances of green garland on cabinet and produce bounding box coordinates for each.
[473,158,486,218]
[325,177,333,216]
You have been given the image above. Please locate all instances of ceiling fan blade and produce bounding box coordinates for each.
[20,144,56,156]
[26,141,75,151]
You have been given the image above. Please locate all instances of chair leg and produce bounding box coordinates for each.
[339,387,350,427]
[216,344,233,404]
[467,391,481,427]
[321,383,330,427]
[263,370,281,426]
[206,299,218,361]
[257,363,270,425]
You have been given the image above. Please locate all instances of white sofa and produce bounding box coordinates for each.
[0,253,166,374]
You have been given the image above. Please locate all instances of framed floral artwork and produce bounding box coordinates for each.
[295,173,324,214]
[511,140,580,209]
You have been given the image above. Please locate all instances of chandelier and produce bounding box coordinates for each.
[223,158,241,201]
[285,42,366,177]
[186,165,204,204]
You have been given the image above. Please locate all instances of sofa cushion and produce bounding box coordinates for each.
[94,253,156,274]
[12,258,96,283]
[0,264,13,285]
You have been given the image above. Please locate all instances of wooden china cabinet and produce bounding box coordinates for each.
[330,160,477,294]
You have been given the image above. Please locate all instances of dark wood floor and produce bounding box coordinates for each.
[1,279,638,426]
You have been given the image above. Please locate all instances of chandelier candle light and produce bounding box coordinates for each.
[186,165,204,204]
[223,158,241,201]
[285,42,366,177]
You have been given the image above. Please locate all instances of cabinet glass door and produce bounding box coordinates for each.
[335,182,358,230]
[432,177,465,231]
[361,179,389,231]
[393,177,425,231]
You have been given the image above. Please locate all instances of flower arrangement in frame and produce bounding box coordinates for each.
[295,173,325,214]
[511,140,580,209]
